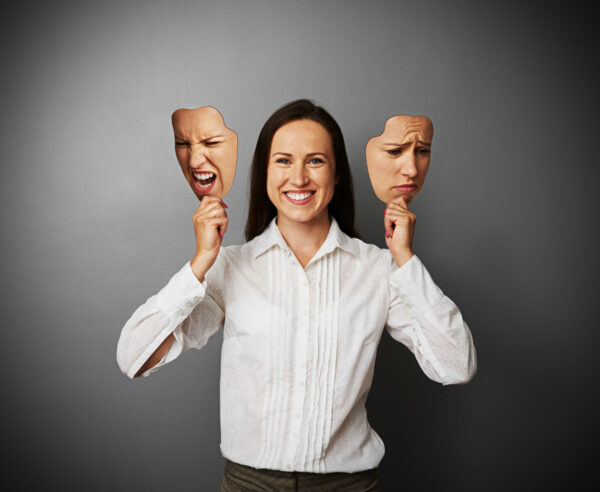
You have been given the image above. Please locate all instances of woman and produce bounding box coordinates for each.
[117,99,476,490]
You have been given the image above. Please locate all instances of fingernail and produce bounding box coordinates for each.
[383,209,386,215]
[385,232,392,238]
[222,202,228,208]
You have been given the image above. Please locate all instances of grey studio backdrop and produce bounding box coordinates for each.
[1,0,597,490]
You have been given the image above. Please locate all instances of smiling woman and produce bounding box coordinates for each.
[246,99,359,242]
[265,119,337,259]
[116,99,476,492]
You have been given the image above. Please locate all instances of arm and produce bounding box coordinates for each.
[116,260,225,378]
[386,254,477,385]
[135,333,174,377]
[383,197,476,384]
[117,196,228,378]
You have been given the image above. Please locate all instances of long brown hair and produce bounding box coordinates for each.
[245,99,360,241]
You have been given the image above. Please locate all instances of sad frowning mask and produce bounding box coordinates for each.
[366,115,433,204]
[172,106,238,199]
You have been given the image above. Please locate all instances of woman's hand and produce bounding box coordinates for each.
[384,196,416,267]
[190,196,228,281]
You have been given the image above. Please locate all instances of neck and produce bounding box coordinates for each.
[276,213,331,268]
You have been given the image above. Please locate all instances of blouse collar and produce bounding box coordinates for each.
[251,217,358,261]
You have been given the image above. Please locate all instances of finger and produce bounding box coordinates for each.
[385,212,415,240]
[385,234,393,249]
[207,206,228,218]
[385,213,401,238]
[196,200,228,218]
[384,211,396,238]
[390,197,409,211]
[389,196,409,210]
[208,217,228,238]
[194,210,227,225]
[205,216,228,232]
[197,195,223,211]
[383,208,394,238]
[386,205,416,220]
[219,218,229,238]
[387,211,415,228]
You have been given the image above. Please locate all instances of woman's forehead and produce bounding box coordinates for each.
[271,119,332,149]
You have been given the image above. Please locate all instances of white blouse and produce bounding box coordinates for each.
[117,218,476,473]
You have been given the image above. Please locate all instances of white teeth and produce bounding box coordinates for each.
[285,192,313,200]
[193,172,215,180]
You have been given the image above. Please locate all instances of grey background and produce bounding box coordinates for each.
[2,0,597,490]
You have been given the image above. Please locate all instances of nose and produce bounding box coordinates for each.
[189,144,208,166]
[289,163,310,186]
[399,152,418,178]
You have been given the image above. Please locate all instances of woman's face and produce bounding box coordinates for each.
[267,119,336,228]
[172,107,237,199]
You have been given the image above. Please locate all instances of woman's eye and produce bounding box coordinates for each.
[309,158,323,164]
[276,158,291,164]
[417,148,430,156]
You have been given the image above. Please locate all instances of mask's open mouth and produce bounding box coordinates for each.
[193,172,217,189]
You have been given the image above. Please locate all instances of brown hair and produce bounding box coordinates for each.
[245,99,360,241]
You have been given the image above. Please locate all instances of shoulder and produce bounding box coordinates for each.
[348,236,393,264]
[206,237,263,276]
[220,236,262,262]
[338,234,394,278]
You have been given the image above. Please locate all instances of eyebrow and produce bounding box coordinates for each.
[382,140,432,147]
[174,135,225,142]
[271,152,328,157]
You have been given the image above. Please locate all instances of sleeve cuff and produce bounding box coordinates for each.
[155,261,207,321]
[390,254,444,318]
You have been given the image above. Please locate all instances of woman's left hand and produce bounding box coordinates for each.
[384,196,416,267]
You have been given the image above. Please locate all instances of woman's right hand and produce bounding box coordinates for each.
[189,196,228,281]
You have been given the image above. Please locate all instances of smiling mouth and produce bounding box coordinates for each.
[193,172,217,190]
[284,191,315,204]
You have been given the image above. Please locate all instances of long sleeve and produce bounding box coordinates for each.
[386,254,477,385]
[116,261,225,379]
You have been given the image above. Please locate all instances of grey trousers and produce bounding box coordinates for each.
[221,459,381,491]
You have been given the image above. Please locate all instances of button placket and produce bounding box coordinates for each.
[291,268,310,467]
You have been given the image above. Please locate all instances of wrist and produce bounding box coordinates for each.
[392,248,414,267]
[190,253,214,281]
